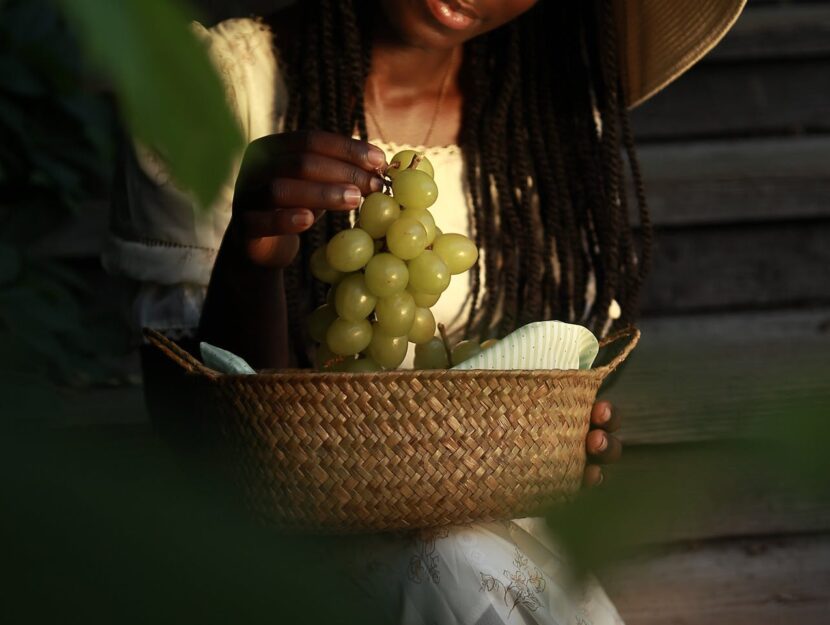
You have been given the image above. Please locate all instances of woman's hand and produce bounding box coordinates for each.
[229,130,387,267]
[199,131,386,369]
[583,400,623,487]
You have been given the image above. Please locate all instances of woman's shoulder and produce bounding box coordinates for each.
[192,17,276,67]
[191,16,288,138]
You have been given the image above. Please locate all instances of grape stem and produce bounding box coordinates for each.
[437,322,453,367]
[409,152,424,169]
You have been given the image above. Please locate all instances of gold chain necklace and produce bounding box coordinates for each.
[365,50,456,148]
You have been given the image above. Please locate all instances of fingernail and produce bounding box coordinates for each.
[291,210,314,227]
[601,405,612,423]
[343,187,362,206]
[596,471,604,486]
[598,433,608,452]
[367,147,386,168]
[370,176,384,192]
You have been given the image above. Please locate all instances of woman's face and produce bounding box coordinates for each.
[379,0,539,48]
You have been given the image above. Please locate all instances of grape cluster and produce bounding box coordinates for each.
[308,150,479,372]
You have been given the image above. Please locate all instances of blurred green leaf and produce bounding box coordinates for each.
[0,53,45,95]
[55,0,244,209]
[1,425,385,625]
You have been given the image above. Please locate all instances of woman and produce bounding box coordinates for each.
[106,1,746,622]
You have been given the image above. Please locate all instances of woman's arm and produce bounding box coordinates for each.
[197,223,293,370]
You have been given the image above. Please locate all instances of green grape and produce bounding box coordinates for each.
[310,246,344,284]
[407,250,450,295]
[326,317,372,356]
[386,216,427,260]
[387,150,434,180]
[326,228,374,272]
[403,208,437,245]
[367,328,408,369]
[343,357,384,373]
[326,286,337,307]
[374,290,416,336]
[334,273,377,321]
[308,304,337,343]
[364,253,409,298]
[407,286,440,308]
[451,340,482,366]
[359,192,400,239]
[407,307,436,345]
[432,233,479,275]
[480,338,499,350]
[392,169,438,210]
[414,338,449,370]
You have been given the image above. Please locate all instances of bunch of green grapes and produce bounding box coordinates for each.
[308,150,478,372]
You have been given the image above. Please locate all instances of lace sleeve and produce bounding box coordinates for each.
[102,17,284,334]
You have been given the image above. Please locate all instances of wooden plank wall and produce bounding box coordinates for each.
[601,0,830,622]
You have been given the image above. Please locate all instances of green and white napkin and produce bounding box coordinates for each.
[451,321,599,371]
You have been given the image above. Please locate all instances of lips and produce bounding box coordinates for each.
[425,0,481,31]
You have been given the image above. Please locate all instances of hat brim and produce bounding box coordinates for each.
[615,0,748,109]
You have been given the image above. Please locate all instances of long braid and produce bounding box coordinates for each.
[460,38,490,338]
[484,24,522,334]
[591,1,624,329]
[274,0,652,353]
[620,103,652,324]
[530,26,568,321]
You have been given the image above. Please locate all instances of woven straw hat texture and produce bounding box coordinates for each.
[614,0,747,107]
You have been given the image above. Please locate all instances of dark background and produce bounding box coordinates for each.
[4,0,829,623]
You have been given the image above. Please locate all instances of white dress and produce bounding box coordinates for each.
[103,17,624,625]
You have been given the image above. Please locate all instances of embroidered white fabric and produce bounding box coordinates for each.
[104,17,625,624]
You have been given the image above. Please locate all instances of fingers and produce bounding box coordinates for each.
[583,464,603,488]
[586,430,623,464]
[230,131,388,267]
[591,400,621,433]
[270,178,365,211]
[240,208,317,238]
[272,153,385,196]
[260,130,387,172]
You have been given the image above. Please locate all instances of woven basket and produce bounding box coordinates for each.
[144,326,639,533]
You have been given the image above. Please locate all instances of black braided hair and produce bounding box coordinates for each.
[274,0,652,362]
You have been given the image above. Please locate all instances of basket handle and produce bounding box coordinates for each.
[595,325,641,376]
[143,328,219,379]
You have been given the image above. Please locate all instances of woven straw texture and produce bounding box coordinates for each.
[145,327,639,534]
[614,0,746,107]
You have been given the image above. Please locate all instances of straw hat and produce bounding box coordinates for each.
[613,0,748,107]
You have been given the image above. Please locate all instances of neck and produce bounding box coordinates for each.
[363,12,464,147]
[368,33,461,104]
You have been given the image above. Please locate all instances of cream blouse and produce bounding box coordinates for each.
[103,17,617,340]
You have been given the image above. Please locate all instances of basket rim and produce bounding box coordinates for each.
[143,326,640,383]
